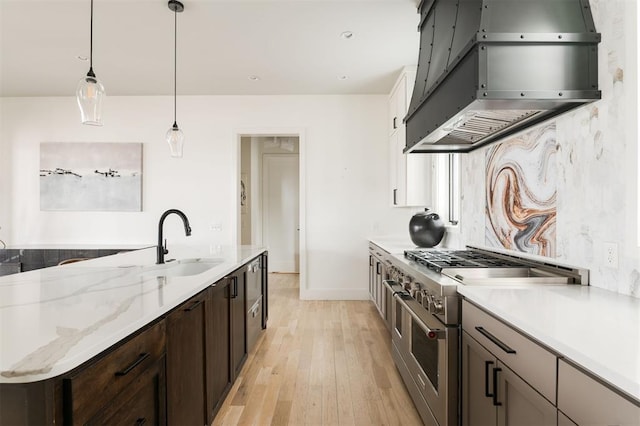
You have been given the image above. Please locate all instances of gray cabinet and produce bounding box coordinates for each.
[558,359,640,425]
[461,331,497,426]
[462,300,557,425]
[368,244,388,321]
[496,359,556,426]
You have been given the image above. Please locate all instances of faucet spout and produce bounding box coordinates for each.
[157,209,192,264]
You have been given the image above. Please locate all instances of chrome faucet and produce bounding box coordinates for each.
[157,209,192,264]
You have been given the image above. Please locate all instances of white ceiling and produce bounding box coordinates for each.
[0,0,420,97]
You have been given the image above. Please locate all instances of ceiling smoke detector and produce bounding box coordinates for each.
[340,31,354,40]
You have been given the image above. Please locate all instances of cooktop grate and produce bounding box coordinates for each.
[404,249,526,273]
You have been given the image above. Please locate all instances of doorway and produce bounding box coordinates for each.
[239,135,301,275]
[263,154,299,272]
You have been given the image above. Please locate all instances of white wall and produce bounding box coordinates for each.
[0,95,413,299]
[457,0,640,297]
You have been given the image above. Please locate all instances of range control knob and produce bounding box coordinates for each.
[432,299,444,315]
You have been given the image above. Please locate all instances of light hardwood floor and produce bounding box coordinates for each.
[212,273,423,426]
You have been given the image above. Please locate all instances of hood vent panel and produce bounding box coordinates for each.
[405,0,601,154]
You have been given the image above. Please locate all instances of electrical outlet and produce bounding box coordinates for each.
[604,242,618,268]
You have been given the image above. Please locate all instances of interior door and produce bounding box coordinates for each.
[262,154,299,273]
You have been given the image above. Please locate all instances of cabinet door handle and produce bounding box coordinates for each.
[492,367,502,406]
[376,263,381,275]
[232,276,238,298]
[484,360,494,397]
[393,189,397,205]
[184,299,203,312]
[475,326,516,354]
[114,352,150,377]
[135,418,147,426]
[393,116,397,129]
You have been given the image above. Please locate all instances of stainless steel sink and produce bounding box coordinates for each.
[444,267,573,285]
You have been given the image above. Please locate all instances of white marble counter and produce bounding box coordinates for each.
[458,285,640,403]
[0,244,266,383]
[369,236,419,254]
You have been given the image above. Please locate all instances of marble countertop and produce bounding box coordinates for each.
[369,237,640,404]
[0,244,266,383]
[369,236,420,254]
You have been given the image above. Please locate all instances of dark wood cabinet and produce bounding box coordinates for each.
[205,279,231,422]
[229,268,247,379]
[166,293,208,426]
[86,357,166,426]
[64,320,166,425]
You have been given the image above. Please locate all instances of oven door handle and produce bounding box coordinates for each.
[396,295,446,340]
[383,279,401,292]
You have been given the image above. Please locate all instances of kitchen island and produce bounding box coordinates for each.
[0,244,267,424]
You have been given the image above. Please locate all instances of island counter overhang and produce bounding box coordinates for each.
[0,244,267,384]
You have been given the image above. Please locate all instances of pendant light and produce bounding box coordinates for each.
[76,0,105,126]
[167,0,184,158]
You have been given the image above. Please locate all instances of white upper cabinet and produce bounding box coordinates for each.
[389,67,434,208]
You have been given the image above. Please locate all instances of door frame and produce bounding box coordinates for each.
[233,127,306,298]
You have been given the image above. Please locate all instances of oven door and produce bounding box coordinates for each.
[401,297,458,426]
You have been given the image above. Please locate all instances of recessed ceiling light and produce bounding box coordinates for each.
[338,75,349,80]
[340,31,354,40]
[248,75,260,81]
[77,55,88,61]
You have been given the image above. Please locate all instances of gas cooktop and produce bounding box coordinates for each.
[404,249,525,272]
[404,247,589,286]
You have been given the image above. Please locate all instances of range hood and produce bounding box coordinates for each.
[404,0,601,153]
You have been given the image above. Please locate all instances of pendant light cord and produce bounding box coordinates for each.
[86,0,95,77]
[173,6,177,126]
[90,0,93,70]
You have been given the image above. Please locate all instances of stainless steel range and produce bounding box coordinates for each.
[383,245,588,426]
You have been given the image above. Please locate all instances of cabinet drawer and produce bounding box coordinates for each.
[87,357,166,426]
[462,300,556,403]
[558,359,640,425]
[65,320,166,424]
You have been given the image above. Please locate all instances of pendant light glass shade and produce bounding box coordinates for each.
[77,70,105,126]
[166,122,184,158]
[77,0,104,126]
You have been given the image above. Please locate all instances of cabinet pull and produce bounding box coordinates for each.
[393,189,397,205]
[492,367,502,406]
[232,276,238,298]
[376,263,381,275]
[184,299,203,312]
[484,360,494,397]
[114,352,150,377]
[135,418,147,426]
[393,116,397,129]
[475,326,516,354]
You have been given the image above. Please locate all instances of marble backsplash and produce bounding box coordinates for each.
[456,0,640,298]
